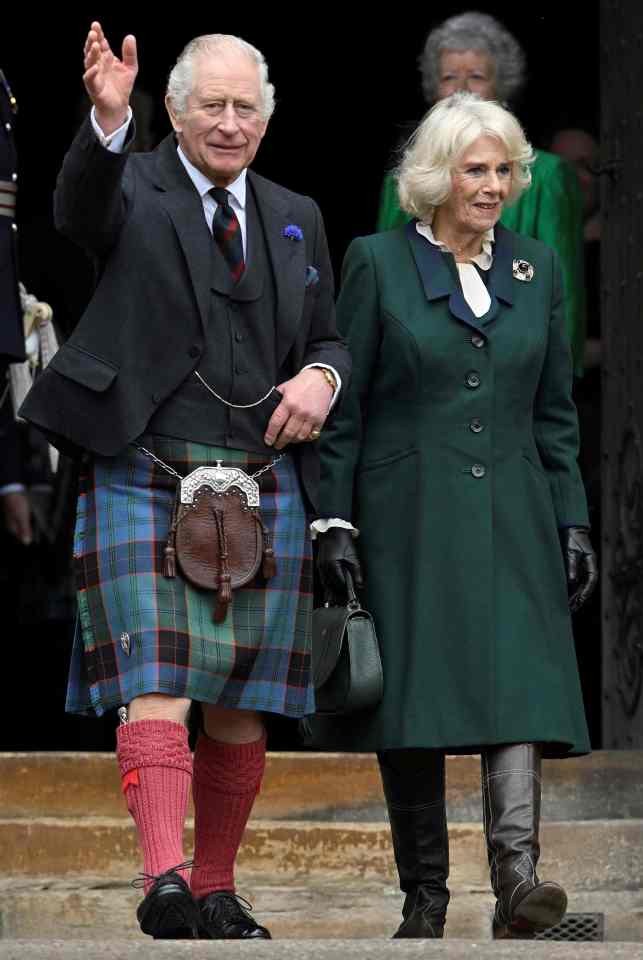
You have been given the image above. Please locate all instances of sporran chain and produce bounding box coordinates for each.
[134,444,283,482]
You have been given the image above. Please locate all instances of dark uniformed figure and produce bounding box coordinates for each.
[0,70,31,549]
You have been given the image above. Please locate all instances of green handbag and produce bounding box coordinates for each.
[311,570,383,715]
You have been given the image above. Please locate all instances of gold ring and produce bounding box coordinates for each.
[309,428,321,440]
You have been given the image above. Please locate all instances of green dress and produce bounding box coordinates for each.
[376,151,587,377]
[317,222,591,758]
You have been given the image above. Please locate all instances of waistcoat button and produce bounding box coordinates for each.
[471,464,486,478]
[465,371,481,389]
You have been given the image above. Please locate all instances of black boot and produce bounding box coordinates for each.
[481,743,567,939]
[377,749,450,938]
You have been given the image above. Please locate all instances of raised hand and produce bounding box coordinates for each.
[83,21,138,135]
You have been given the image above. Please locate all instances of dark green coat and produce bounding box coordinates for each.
[317,223,590,758]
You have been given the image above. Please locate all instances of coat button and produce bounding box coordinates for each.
[234,331,244,342]
[471,464,486,478]
[471,334,485,348]
[11,172,17,182]
[470,418,484,433]
[188,344,200,358]
[152,393,161,404]
[465,371,481,389]
[11,222,17,233]
[5,122,11,132]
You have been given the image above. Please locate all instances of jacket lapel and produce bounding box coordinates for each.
[486,222,515,312]
[152,135,213,332]
[406,220,515,332]
[248,171,305,367]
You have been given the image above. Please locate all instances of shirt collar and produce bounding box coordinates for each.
[416,212,494,271]
[177,144,247,209]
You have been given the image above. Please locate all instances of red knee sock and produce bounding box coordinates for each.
[116,718,193,893]
[190,732,267,900]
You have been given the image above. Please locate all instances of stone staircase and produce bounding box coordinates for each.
[0,751,641,945]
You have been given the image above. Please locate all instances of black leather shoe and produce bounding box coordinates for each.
[198,891,272,939]
[135,868,201,940]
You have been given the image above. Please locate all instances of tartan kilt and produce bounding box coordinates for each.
[66,438,314,718]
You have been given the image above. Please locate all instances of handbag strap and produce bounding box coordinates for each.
[324,568,361,612]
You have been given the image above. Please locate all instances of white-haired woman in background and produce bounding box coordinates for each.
[315,92,597,941]
[377,11,587,378]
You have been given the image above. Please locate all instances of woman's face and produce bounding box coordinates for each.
[437,50,497,100]
[439,135,512,236]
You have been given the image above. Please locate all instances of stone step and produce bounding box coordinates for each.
[1,875,642,943]
[0,941,642,959]
[1,817,641,890]
[2,751,642,821]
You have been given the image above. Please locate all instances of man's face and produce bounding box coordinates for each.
[550,129,600,218]
[166,50,268,186]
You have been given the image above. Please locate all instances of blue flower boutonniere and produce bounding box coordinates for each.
[283,224,303,241]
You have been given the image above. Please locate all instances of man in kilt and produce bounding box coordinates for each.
[21,23,349,940]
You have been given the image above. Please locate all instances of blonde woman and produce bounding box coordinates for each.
[316,93,597,940]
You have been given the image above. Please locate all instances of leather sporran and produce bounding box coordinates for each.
[163,462,276,623]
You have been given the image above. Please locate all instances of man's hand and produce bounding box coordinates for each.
[2,491,33,546]
[83,21,138,135]
[264,368,333,450]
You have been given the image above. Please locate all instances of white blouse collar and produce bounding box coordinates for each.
[416,213,494,271]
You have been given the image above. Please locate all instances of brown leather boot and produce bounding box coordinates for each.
[481,743,567,939]
[377,749,450,938]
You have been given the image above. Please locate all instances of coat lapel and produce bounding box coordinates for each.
[152,135,213,332]
[486,222,515,311]
[406,220,517,332]
[248,171,305,367]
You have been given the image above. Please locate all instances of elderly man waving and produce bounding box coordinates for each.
[22,23,349,940]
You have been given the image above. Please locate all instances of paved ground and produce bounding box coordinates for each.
[1,874,642,942]
[1,940,643,959]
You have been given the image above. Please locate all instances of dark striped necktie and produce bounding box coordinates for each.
[210,187,245,282]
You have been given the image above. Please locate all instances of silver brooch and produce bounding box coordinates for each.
[513,259,534,282]
[120,631,131,655]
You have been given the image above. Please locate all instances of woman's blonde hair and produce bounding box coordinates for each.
[397,92,534,221]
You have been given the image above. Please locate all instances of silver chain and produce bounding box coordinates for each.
[194,370,277,409]
[134,444,283,482]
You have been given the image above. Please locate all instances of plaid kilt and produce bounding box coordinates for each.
[66,438,314,718]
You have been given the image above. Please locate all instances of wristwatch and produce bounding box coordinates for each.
[320,368,337,392]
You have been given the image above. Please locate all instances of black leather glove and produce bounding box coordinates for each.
[316,527,364,598]
[560,527,598,613]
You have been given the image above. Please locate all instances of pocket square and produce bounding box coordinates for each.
[305,265,320,288]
